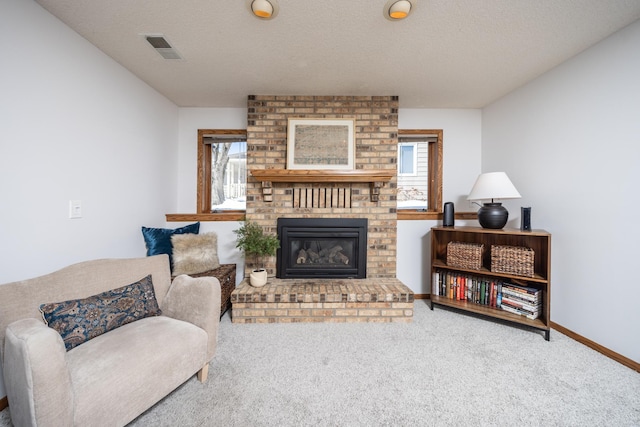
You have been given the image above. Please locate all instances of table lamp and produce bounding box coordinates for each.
[467,172,521,229]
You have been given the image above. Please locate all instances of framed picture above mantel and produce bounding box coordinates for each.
[287,118,355,170]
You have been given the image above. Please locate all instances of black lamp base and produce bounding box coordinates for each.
[477,203,509,229]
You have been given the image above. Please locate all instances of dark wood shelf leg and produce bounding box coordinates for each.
[545,330,550,341]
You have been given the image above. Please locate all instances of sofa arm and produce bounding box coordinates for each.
[4,318,73,427]
[162,274,221,360]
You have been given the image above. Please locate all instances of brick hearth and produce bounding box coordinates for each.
[231,278,413,323]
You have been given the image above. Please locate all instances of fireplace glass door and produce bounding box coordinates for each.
[277,218,367,279]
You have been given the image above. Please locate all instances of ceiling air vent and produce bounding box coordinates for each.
[145,35,183,60]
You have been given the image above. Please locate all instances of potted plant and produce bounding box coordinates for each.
[233,221,280,287]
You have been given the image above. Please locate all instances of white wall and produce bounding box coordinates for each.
[482,20,640,362]
[0,0,179,397]
[396,109,482,294]
[175,108,249,273]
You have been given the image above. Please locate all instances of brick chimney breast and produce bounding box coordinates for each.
[245,95,398,279]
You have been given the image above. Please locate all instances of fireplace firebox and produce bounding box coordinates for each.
[277,218,367,279]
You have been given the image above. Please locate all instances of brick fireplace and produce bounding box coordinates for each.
[231,95,414,323]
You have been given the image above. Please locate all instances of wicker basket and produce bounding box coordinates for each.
[491,245,535,277]
[446,242,484,270]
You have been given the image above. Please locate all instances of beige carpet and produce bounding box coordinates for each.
[2,301,639,426]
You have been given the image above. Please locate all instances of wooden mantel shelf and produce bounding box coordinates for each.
[250,169,394,202]
[250,169,394,183]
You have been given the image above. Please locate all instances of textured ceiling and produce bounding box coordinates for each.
[35,0,640,108]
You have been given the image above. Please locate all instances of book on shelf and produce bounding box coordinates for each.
[501,296,541,314]
[500,302,541,320]
[501,282,540,296]
[433,269,542,319]
[501,288,541,305]
[501,284,541,304]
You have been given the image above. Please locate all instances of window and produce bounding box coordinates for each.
[398,143,418,176]
[197,129,247,213]
[396,130,442,213]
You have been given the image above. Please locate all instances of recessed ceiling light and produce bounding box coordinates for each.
[384,0,415,21]
[247,0,279,20]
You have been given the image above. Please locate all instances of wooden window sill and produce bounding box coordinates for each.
[166,212,246,222]
[166,211,476,222]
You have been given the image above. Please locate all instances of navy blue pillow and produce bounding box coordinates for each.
[141,222,200,267]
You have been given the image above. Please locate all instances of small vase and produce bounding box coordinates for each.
[249,269,268,287]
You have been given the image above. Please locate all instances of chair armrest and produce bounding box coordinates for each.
[162,274,221,360]
[4,318,73,426]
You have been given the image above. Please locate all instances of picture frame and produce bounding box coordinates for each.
[287,118,356,170]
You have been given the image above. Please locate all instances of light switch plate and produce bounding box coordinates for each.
[69,200,82,219]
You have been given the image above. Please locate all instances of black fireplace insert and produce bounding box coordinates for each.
[276,218,367,279]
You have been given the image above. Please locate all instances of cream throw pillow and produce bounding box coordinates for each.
[170,232,220,275]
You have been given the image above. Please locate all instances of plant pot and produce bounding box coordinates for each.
[249,269,268,287]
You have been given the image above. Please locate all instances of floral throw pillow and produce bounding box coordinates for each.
[39,275,162,351]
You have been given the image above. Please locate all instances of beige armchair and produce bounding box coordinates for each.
[0,255,220,427]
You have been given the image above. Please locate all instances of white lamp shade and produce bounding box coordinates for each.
[467,172,521,201]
